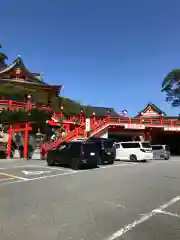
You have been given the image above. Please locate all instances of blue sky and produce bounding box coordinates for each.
[1,0,180,116]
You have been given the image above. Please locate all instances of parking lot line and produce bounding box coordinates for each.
[2,163,137,186]
[106,195,180,240]
[35,165,74,172]
[0,164,47,170]
[0,178,14,182]
[0,173,28,181]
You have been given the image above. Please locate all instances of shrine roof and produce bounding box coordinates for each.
[136,102,167,117]
[83,106,119,117]
[0,56,62,92]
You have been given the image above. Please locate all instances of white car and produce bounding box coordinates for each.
[115,141,153,162]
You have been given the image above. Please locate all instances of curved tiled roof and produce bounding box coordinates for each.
[0,59,17,74]
[0,56,44,84]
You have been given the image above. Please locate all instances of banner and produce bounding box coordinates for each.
[85,118,91,132]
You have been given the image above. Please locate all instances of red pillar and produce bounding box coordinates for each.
[9,100,13,111]
[65,123,70,132]
[23,123,29,159]
[7,125,12,158]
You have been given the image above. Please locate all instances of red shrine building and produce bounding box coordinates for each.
[0,55,62,108]
[0,46,180,157]
[43,102,180,156]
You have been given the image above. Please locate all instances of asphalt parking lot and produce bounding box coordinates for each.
[0,157,180,239]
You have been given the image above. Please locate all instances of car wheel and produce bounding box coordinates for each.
[108,159,114,164]
[98,157,105,165]
[47,157,55,166]
[164,156,170,160]
[71,159,79,170]
[130,154,137,162]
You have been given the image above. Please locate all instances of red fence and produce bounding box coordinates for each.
[0,100,52,111]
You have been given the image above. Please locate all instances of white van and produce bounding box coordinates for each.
[115,141,153,162]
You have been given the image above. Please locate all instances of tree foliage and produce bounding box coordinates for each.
[0,83,95,122]
[0,44,8,61]
[162,69,180,107]
[0,109,52,125]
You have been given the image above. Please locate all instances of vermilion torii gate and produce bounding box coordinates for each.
[7,122,32,159]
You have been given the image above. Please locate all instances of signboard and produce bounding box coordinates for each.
[125,124,145,129]
[85,118,91,132]
[164,127,180,131]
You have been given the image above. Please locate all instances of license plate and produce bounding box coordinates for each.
[90,152,95,156]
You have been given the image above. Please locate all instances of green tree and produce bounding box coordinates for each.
[0,44,8,62]
[162,69,180,107]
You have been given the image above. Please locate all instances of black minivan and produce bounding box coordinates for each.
[88,137,116,165]
[46,140,100,170]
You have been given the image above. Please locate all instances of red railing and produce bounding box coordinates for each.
[0,100,52,111]
[41,122,87,157]
[109,117,180,127]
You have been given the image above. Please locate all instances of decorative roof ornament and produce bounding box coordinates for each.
[121,109,128,117]
[40,73,44,81]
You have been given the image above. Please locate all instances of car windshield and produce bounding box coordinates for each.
[83,143,98,153]
[103,141,113,148]
[151,145,163,150]
[142,142,151,148]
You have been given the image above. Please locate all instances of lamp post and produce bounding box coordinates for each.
[92,112,96,125]
[60,104,64,118]
[26,93,32,111]
[160,113,164,125]
[36,128,44,149]
[80,108,84,123]
[107,110,110,121]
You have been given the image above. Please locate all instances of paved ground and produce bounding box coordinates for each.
[0,157,180,239]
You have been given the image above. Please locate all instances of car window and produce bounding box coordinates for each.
[69,142,81,155]
[83,142,99,153]
[141,142,151,148]
[59,144,68,150]
[115,144,120,149]
[165,145,170,151]
[151,145,163,150]
[102,141,114,148]
[121,142,140,148]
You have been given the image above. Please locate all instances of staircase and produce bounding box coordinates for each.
[41,115,180,159]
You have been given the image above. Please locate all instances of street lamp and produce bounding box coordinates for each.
[80,108,84,123]
[60,105,64,111]
[27,94,32,102]
[60,104,64,118]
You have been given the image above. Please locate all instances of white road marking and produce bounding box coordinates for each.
[104,201,125,209]
[0,178,14,182]
[22,170,52,176]
[153,209,180,219]
[0,164,45,170]
[35,165,74,172]
[1,163,137,185]
[100,163,137,169]
[106,195,180,240]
